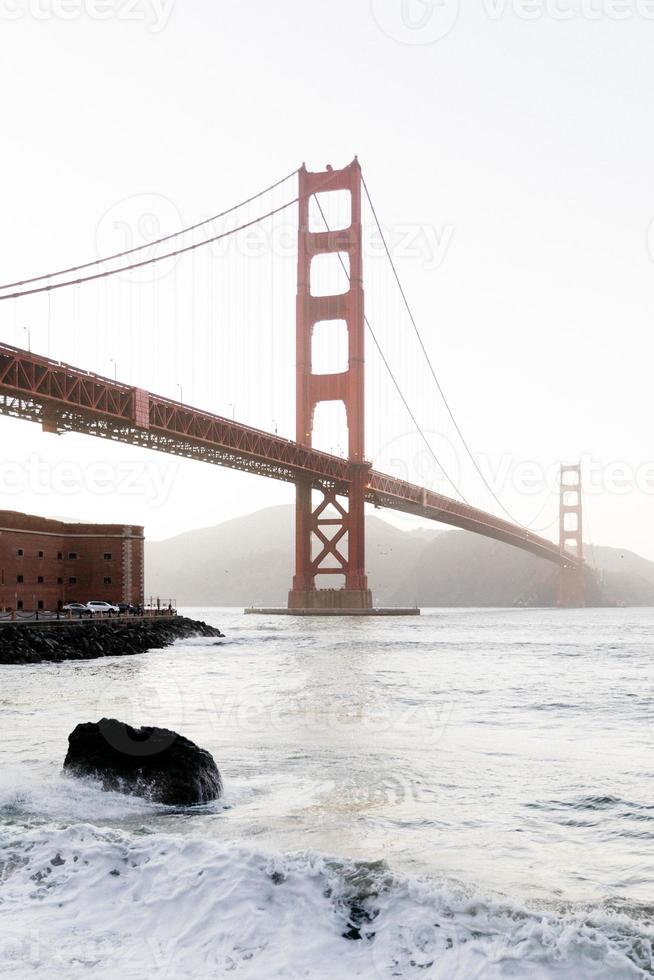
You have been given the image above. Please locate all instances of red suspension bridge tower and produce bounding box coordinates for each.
[558,463,585,607]
[288,159,373,611]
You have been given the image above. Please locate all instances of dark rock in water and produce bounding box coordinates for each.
[63,718,222,806]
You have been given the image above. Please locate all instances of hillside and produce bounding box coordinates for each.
[145,505,440,606]
[145,506,654,607]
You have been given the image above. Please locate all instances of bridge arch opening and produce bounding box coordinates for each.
[312,319,348,375]
[563,512,579,532]
[310,252,350,297]
[311,400,349,458]
[308,190,351,233]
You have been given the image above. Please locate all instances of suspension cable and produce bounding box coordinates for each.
[521,493,558,533]
[365,314,467,501]
[314,197,467,503]
[362,174,534,526]
[0,198,299,302]
[530,514,559,534]
[0,168,299,292]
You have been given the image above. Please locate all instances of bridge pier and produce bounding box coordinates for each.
[288,587,373,611]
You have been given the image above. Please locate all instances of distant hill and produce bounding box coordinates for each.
[145,505,654,607]
[589,544,654,606]
[145,506,440,606]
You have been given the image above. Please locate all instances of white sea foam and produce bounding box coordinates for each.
[0,771,237,832]
[0,823,650,979]
[172,635,225,647]
[0,773,161,826]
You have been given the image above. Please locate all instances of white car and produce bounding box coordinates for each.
[86,600,120,615]
[62,602,91,616]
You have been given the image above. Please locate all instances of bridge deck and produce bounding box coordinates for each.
[0,343,575,567]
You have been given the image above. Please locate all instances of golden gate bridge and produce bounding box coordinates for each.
[0,159,585,612]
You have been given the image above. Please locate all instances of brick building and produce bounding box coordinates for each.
[0,511,144,612]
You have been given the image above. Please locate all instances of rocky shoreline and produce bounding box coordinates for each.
[0,617,223,665]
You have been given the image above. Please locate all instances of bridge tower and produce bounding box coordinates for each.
[288,159,373,611]
[558,463,585,607]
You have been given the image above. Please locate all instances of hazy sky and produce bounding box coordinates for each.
[1,1,654,565]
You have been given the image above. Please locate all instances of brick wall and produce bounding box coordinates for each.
[0,512,144,611]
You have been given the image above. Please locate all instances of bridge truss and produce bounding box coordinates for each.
[0,341,577,570]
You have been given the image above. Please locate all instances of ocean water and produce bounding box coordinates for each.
[0,606,652,978]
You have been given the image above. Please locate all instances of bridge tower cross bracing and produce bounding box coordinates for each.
[288,159,373,611]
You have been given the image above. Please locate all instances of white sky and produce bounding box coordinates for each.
[1,1,654,563]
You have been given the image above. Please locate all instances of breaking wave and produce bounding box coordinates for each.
[0,820,651,979]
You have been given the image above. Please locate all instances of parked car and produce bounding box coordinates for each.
[86,600,120,615]
[62,602,90,616]
[116,602,138,615]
